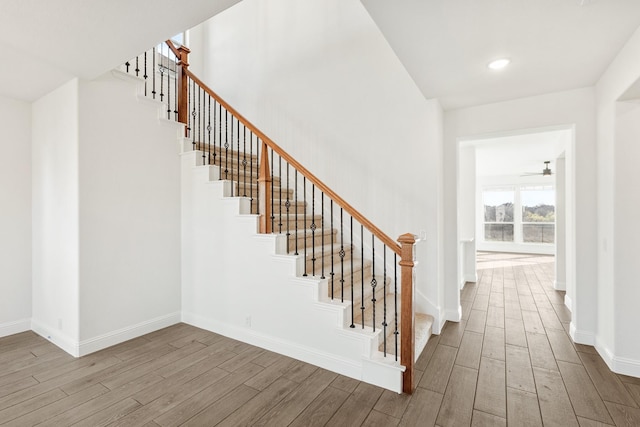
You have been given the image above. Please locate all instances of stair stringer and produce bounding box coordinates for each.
[180,149,405,392]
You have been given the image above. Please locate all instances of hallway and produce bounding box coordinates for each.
[418,252,640,426]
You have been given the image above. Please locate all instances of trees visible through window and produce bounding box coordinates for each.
[483,189,514,242]
[521,186,555,243]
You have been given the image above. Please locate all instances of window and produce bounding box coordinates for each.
[521,186,555,243]
[483,189,514,242]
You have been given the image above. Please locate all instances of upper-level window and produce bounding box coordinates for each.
[483,189,514,242]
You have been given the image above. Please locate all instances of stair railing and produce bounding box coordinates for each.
[123,40,418,393]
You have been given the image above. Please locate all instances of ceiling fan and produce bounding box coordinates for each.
[522,161,552,177]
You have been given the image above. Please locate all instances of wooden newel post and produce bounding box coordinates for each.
[399,232,417,394]
[258,142,272,233]
[176,45,191,133]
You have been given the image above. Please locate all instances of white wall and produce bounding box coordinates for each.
[31,73,182,356]
[76,73,182,353]
[0,95,32,337]
[32,79,81,351]
[596,24,640,374]
[190,0,447,328]
[444,87,596,344]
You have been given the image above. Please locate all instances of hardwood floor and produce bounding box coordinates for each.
[1,252,639,426]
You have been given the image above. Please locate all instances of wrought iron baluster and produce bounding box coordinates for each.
[173,54,178,120]
[270,149,275,232]
[243,127,247,197]
[294,171,298,255]
[371,234,376,333]
[218,104,222,177]
[350,217,355,328]
[361,225,365,328]
[159,60,165,102]
[224,110,229,180]
[330,200,334,299]
[383,245,388,356]
[199,87,204,160]
[302,176,307,276]
[236,118,240,198]
[166,53,171,120]
[207,95,211,165]
[143,52,148,96]
[212,100,217,167]
[311,185,316,275]
[125,61,130,73]
[321,193,325,279]
[135,57,139,77]
[339,208,344,302]
[191,80,197,147]
[152,47,156,99]
[394,253,398,361]
[250,131,254,211]
[278,156,283,233]
[286,163,290,253]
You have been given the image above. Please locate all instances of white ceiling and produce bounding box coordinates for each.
[361,0,640,110]
[468,128,570,177]
[0,0,240,101]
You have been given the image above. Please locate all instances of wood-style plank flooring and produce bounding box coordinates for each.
[1,252,640,426]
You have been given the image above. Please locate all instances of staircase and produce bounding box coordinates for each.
[202,145,434,362]
[119,40,433,393]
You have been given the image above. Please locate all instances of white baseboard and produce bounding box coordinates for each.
[182,311,403,393]
[31,312,181,358]
[31,318,80,357]
[595,340,640,378]
[569,322,595,345]
[0,318,31,338]
[564,294,573,312]
[463,274,478,284]
[415,290,442,334]
[78,312,181,356]
[554,280,566,291]
[443,306,462,327]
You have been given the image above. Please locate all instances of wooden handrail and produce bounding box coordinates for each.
[165,39,182,59]
[182,67,401,255]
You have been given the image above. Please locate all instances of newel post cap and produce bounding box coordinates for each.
[398,233,417,245]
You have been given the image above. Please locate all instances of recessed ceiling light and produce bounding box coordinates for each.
[488,58,511,70]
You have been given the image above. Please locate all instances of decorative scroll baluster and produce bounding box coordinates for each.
[191,80,197,147]
[159,62,164,102]
[200,87,204,162]
[243,127,247,197]
[371,234,376,332]
[230,116,234,196]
